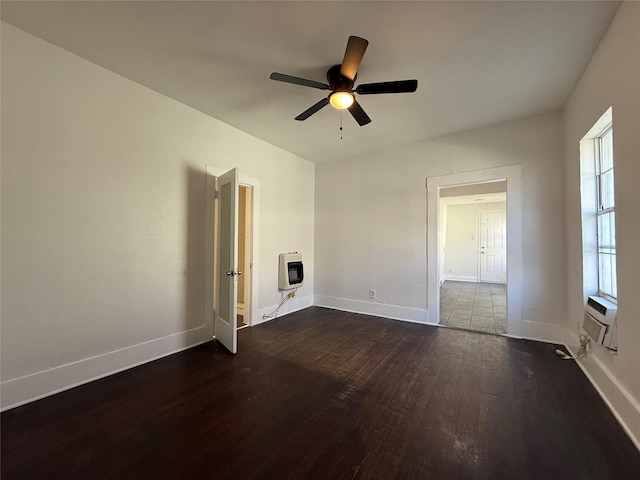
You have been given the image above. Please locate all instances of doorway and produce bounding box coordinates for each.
[237,185,252,329]
[426,165,523,336]
[204,165,261,353]
[438,183,507,334]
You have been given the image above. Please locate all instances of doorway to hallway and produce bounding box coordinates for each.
[439,281,507,334]
[437,182,507,335]
[426,165,522,335]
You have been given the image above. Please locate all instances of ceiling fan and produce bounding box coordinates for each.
[270,36,418,126]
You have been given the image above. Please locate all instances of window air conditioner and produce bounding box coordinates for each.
[583,296,617,351]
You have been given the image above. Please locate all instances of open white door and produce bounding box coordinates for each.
[215,168,239,353]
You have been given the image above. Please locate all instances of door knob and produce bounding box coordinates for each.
[226,270,242,276]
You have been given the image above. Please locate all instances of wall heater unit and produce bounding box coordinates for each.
[583,295,617,351]
[279,252,304,290]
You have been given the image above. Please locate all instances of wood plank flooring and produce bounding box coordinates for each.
[2,307,639,479]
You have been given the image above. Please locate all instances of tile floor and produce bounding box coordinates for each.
[439,280,507,334]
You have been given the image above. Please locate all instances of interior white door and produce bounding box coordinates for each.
[215,168,239,354]
[480,211,507,283]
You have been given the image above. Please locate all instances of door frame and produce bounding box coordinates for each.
[427,165,522,334]
[237,185,253,325]
[204,165,261,338]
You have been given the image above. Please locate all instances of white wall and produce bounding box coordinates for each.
[563,1,640,446]
[315,110,567,331]
[0,24,315,409]
[443,201,506,282]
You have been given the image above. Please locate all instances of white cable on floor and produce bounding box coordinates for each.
[556,334,590,360]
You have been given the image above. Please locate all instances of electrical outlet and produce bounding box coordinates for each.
[369,290,375,299]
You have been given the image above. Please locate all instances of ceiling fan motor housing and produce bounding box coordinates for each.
[327,64,355,92]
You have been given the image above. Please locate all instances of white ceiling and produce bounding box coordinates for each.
[1,1,621,163]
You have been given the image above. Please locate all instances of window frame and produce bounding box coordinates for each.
[593,123,617,302]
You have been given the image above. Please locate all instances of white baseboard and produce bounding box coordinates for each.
[314,295,430,324]
[254,293,314,325]
[443,275,478,283]
[565,334,640,451]
[507,318,567,344]
[1,325,210,411]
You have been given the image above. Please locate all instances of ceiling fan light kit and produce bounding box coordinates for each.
[270,35,418,127]
[329,91,354,109]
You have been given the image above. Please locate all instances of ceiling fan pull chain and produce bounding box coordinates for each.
[340,111,343,140]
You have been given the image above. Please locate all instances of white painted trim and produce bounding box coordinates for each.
[508,319,566,344]
[443,275,478,283]
[241,176,261,328]
[426,165,522,189]
[314,295,430,324]
[427,165,523,337]
[565,342,640,452]
[204,165,217,337]
[1,326,209,411]
[255,294,314,325]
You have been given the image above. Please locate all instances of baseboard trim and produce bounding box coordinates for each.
[443,275,478,283]
[1,325,210,411]
[508,318,567,344]
[314,295,430,324]
[565,340,640,452]
[254,294,314,325]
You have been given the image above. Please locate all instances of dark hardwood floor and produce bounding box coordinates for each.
[2,307,639,479]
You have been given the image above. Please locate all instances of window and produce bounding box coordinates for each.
[580,107,617,302]
[595,126,616,299]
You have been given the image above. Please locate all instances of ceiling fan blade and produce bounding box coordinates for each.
[270,72,330,90]
[348,100,371,126]
[340,36,369,81]
[295,98,330,121]
[356,80,418,95]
